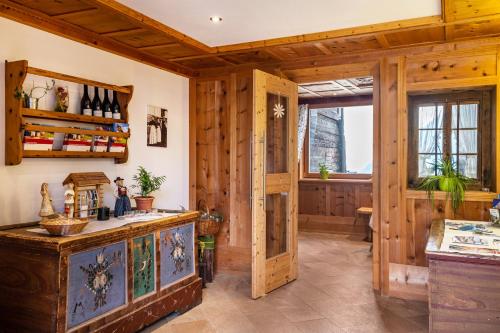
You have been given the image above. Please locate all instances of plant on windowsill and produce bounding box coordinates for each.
[417,157,472,212]
[319,163,329,180]
[132,166,166,211]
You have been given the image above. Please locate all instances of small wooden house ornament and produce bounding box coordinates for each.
[63,172,110,219]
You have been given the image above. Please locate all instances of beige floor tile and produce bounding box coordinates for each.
[167,320,215,333]
[277,304,324,323]
[206,310,257,333]
[294,318,346,333]
[245,310,303,333]
[139,232,429,333]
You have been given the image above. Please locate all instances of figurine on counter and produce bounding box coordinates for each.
[64,182,75,218]
[114,177,131,217]
[39,183,55,221]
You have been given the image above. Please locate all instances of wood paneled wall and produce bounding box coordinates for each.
[298,180,372,236]
[191,42,500,301]
[378,48,499,301]
[191,72,253,272]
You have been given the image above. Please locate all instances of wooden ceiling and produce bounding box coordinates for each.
[299,77,373,99]
[1,0,500,78]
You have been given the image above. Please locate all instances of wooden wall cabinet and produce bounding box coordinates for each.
[5,60,133,165]
[0,212,201,333]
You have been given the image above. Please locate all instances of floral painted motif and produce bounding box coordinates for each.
[80,250,120,310]
[169,230,189,274]
[67,242,126,329]
[160,223,194,288]
[133,234,155,299]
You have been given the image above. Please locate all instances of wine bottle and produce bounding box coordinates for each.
[111,91,121,120]
[103,89,112,118]
[92,87,103,117]
[81,85,92,116]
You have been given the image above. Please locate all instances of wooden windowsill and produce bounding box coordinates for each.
[299,178,372,184]
[405,189,497,202]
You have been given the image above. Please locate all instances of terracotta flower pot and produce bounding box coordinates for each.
[134,196,154,211]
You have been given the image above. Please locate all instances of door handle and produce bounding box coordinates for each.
[249,134,253,206]
[260,134,266,211]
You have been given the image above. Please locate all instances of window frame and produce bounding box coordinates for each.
[302,103,373,180]
[407,90,493,190]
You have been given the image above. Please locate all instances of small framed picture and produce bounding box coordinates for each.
[147,105,168,148]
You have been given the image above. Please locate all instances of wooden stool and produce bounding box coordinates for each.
[356,207,373,244]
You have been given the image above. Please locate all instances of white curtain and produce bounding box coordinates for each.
[297,104,309,161]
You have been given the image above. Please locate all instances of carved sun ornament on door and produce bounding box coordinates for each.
[273,93,285,118]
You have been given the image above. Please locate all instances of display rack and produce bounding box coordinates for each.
[5,60,133,165]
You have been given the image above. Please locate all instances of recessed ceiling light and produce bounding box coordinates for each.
[210,16,223,23]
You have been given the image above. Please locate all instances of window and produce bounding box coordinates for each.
[408,90,493,189]
[305,105,373,177]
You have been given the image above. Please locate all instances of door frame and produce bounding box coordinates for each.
[293,62,382,292]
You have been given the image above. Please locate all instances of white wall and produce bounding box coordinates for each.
[0,18,189,225]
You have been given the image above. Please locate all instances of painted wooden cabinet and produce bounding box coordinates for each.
[0,212,201,333]
[426,220,500,333]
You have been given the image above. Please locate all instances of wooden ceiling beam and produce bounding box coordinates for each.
[331,81,355,95]
[51,8,99,19]
[0,0,197,77]
[313,42,334,55]
[375,34,391,48]
[100,27,145,37]
[214,56,238,66]
[299,94,373,107]
[263,48,287,61]
[137,42,179,51]
[86,0,213,54]
[298,85,322,97]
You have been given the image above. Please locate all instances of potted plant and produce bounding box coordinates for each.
[418,157,472,212]
[132,166,166,211]
[319,163,329,180]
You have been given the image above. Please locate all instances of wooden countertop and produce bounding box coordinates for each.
[426,220,500,264]
[0,211,200,252]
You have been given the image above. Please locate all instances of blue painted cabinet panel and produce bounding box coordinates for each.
[66,241,127,329]
[160,223,195,288]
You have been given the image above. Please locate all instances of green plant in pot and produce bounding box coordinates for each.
[418,157,472,212]
[132,166,166,211]
[319,163,329,180]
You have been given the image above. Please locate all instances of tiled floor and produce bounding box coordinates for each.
[142,232,429,333]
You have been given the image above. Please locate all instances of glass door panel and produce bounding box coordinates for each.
[266,193,289,258]
[266,93,289,174]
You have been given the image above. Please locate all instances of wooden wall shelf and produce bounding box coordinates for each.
[23,150,126,159]
[23,124,130,138]
[27,66,132,94]
[21,108,122,125]
[5,60,133,165]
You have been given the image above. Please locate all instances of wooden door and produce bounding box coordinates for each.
[251,69,298,299]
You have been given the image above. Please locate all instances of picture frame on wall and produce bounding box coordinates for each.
[147,105,168,148]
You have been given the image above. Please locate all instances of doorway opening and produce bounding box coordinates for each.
[297,76,375,289]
